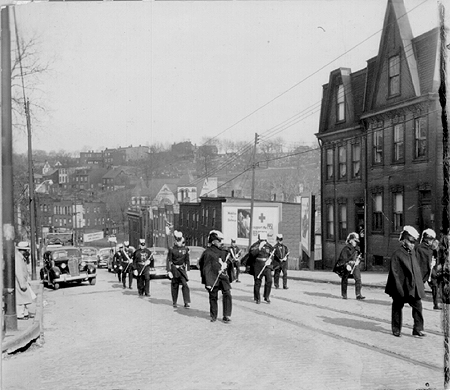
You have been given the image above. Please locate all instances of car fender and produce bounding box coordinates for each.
[87,264,96,274]
[49,266,61,280]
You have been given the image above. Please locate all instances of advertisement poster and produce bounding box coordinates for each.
[301,196,311,255]
[222,203,280,245]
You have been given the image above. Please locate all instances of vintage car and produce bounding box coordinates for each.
[81,246,99,268]
[97,247,112,269]
[40,246,97,289]
[187,246,205,269]
[149,247,168,279]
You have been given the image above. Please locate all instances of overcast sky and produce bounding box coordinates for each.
[11,0,440,155]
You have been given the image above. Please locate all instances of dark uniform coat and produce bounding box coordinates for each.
[272,243,289,270]
[416,242,432,283]
[199,245,232,290]
[333,243,359,278]
[167,245,190,280]
[247,240,274,277]
[133,248,153,276]
[385,244,425,300]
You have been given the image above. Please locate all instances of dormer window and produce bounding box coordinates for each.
[388,55,400,96]
[336,84,345,122]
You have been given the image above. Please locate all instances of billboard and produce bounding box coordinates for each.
[301,196,311,255]
[222,203,280,246]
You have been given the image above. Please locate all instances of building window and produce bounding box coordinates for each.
[372,193,383,231]
[373,129,383,165]
[352,143,361,179]
[336,84,345,122]
[326,149,334,181]
[414,117,427,159]
[393,192,403,232]
[338,146,347,179]
[326,203,334,240]
[393,123,404,163]
[212,209,216,227]
[388,55,400,96]
[338,203,347,241]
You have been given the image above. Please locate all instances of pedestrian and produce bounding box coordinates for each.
[228,239,242,283]
[333,232,365,300]
[133,239,153,297]
[167,230,191,308]
[273,234,289,290]
[416,228,441,310]
[248,232,274,304]
[357,224,365,258]
[112,245,124,283]
[15,242,35,320]
[118,243,134,289]
[385,226,426,338]
[199,230,233,323]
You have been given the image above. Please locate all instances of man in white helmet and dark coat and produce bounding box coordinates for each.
[385,226,426,337]
[198,230,233,323]
[333,232,365,300]
[167,230,191,308]
[416,228,441,310]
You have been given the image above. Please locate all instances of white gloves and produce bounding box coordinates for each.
[168,271,173,279]
[144,259,150,266]
[265,258,272,266]
[133,270,138,276]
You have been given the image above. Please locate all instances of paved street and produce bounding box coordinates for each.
[3,269,445,390]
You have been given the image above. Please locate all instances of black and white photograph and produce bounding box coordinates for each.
[0,0,448,389]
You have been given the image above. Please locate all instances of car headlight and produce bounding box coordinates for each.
[81,261,86,267]
[60,263,67,269]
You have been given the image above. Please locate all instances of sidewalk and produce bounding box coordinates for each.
[287,269,433,293]
[2,280,44,355]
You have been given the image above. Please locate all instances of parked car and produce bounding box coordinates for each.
[149,247,168,279]
[97,247,112,269]
[187,246,205,269]
[81,246,99,268]
[40,246,97,290]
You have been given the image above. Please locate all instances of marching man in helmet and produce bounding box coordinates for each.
[416,228,440,310]
[167,230,191,308]
[248,232,274,304]
[133,239,153,297]
[333,232,365,300]
[198,230,233,323]
[385,226,426,337]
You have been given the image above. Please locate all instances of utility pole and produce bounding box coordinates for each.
[248,133,259,249]
[26,98,37,280]
[1,6,17,331]
[438,4,449,389]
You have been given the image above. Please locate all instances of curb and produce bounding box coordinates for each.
[2,281,44,354]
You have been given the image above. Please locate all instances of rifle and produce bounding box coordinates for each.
[122,249,133,273]
[280,252,290,262]
[210,253,230,290]
[138,253,154,277]
[350,254,362,274]
[257,248,276,279]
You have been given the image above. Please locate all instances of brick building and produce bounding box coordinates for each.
[316,0,440,270]
[178,197,301,261]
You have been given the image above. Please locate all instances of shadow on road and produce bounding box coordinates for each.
[319,316,388,333]
[147,297,211,320]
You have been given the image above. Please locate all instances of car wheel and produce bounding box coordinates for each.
[89,277,97,285]
[53,283,60,290]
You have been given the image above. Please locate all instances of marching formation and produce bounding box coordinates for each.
[109,224,443,334]
[110,229,290,324]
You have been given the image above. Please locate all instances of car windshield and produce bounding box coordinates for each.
[53,249,80,259]
[82,248,97,256]
[98,249,110,256]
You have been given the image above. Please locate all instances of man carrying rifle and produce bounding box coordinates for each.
[228,239,242,283]
[333,232,365,300]
[118,243,134,289]
[133,239,153,297]
[124,241,135,289]
[113,245,125,283]
[248,232,274,304]
[199,230,233,323]
[167,230,191,308]
[273,234,289,290]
